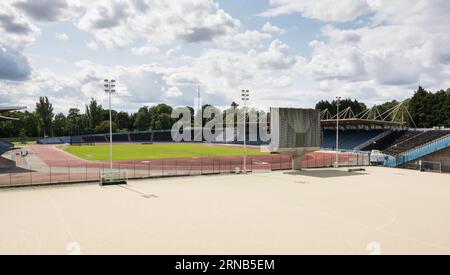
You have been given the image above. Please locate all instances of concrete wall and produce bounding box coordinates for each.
[420,147,450,173]
[0,156,15,168]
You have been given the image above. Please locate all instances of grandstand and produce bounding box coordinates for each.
[384,130,450,156]
[321,129,384,150]
[0,106,26,168]
[0,141,16,168]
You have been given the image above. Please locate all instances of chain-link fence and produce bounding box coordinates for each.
[0,152,369,188]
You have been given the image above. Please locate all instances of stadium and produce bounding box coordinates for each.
[1,0,450,258]
[0,101,449,255]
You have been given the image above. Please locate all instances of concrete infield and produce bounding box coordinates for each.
[1,167,449,255]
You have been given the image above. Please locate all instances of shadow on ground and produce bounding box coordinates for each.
[284,169,367,178]
[0,167,34,174]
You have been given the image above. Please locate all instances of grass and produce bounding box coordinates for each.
[63,143,268,161]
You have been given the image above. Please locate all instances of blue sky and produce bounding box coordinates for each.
[1,0,450,114]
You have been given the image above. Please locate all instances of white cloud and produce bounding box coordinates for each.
[0,2,41,49]
[131,45,160,56]
[228,30,272,48]
[305,0,450,103]
[262,22,285,34]
[261,0,371,22]
[14,0,80,22]
[165,87,183,98]
[257,40,298,70]
[54,32,69,41]
[0,39,305,112]
[76,0,240,49]
[86,40,98,51]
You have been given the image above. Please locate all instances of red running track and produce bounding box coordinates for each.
[29,145,368,171]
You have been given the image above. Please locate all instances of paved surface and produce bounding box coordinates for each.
[1,167,449,255]
[29,145,88,168]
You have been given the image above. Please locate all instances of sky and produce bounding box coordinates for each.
[0,0,450,114]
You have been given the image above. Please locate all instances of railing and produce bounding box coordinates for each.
[0,152,370,188]
[355,130,392,151]
[385,134,450,167]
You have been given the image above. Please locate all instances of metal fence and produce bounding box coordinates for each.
[0,152,369,188]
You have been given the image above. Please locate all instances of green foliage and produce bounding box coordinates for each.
[95,120,118,134]
[35,96,54,137]
[315,98,367,116]
[85,98,103,131]
[2,87,449,140]
[408,86,450,128]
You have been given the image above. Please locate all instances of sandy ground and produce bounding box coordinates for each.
[1,166,449,255]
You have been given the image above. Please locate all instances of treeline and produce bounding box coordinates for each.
[315,86,450,128]
[1,86,449,139]
[0,97,181,139]
[0,97,248,139]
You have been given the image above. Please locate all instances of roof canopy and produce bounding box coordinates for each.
[0,106,26,121]
[320,101,416,129]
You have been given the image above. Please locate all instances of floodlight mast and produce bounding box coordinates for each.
[241,90,250,173]
[104,79,116,171]
[335,96,341,168]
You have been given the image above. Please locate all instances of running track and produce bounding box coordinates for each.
[29,145,367,170]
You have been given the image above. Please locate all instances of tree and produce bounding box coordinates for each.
[95,120,117,134]
[85,98,103,131]
[53,113,67,136]
[67,108,81,136]
[316,98,367,117]
[35,96,54,137]
[133,106,153,131]
[22,111,40,137]
[115,111,131,131]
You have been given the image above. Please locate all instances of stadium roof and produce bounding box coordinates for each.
[0,106,26,121]
[320,101,416,129]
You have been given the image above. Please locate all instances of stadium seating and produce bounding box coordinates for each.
[129,132,153,143]
[38,137,64,144]
[384,130,450,156]
[321,129,385,150]
[361,131,415,151]
[111,134,129,143]
[0,141,14,155]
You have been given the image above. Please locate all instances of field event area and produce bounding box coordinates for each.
[62,143,268,161]
[1,167,450,255]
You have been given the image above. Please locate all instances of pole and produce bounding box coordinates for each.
[105,79,116,171]
[241,90,249,173]
[336,97,340,168]
[109,90,113,170]
[244,99,247,173]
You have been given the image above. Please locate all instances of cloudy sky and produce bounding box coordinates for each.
[1,0,449,113]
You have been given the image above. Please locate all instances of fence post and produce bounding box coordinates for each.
[176,160,178,176]
[162,160,165,176]
[30,166,32,185]
[9,172,12,187]
[68,165,70,183]
[49,166,52,184]
[133,160,136,178]
[148,161,150,177]
[85,163,88,181]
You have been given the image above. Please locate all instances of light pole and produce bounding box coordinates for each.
[335,96,341,168]
[104,79,116,170]
[241,90,250,173]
